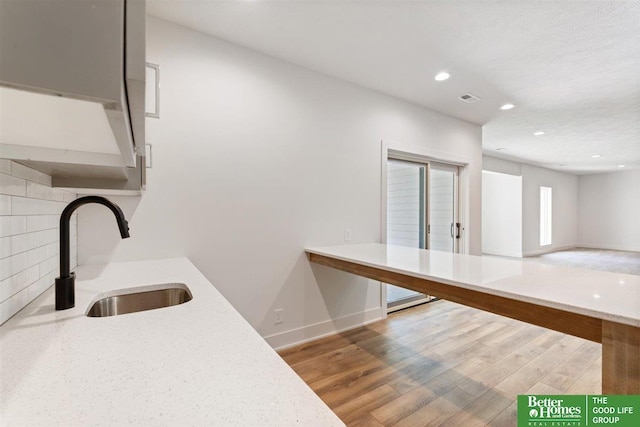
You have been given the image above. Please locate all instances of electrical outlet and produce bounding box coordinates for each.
[274,309,284,325]
[344,228,352,242]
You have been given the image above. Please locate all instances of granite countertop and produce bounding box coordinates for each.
[306,243,640,327]
[0,257,344,426]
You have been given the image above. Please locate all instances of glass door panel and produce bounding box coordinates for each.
[386,160,427,310]
[428,163,459,253]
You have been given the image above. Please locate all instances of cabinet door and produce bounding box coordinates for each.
[0,0,124,102]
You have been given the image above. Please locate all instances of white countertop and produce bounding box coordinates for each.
[0,258,344,426]
[307,243,640,327]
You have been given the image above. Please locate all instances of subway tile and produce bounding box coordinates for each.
[0,252,27,281]
[0,173,26,197]
[26,181,65,202]
[11,197,38,215]
[63,192,76,203]
[26,215,58,232]
[26,245,48,268]
[12,197,66,216]
[39,255,58,277]
[0,286,29,324]
[36,229,58,246]
[51,200,68,215]
[0,273,53,324]
[0,265,39,303]
[27,273,55,301]
[11,163,52,186]
[0,163,69,324]
[0,195,11,215]
[1,229,60,259]
[9,232,39,256]
[0,236,10,259]
[0,159,11,175]
[0,216,27,237]
[26,242,58,268]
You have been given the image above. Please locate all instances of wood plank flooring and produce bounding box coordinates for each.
[279,300,601,426]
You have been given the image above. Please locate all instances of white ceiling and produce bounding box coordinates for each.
[147,0,640,174]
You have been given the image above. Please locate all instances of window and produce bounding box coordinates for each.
[540,186,552,246]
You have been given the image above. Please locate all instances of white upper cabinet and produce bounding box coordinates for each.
[0,0,145,191]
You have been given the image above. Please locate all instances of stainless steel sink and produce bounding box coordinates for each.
[86,283,193,317]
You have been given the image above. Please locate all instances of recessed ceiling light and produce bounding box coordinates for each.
[499,103,514,110]
[592,154,601,158]
[435,72,450,81]
[618,164,626,168]
[496,147,507,151]
[533,131,546,136]
[593,294,601,299]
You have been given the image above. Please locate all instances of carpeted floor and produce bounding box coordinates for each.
[528,247,640,276]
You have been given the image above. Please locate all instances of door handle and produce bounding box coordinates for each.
[455,222,461,239]
[450,223,454,238]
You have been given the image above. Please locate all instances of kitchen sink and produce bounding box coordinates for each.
[86,283,193,317]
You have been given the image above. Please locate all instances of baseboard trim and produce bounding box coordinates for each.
[264,307,383,351]
[523,244,577,257]
[482,249,523,258]
[578,243,640,253]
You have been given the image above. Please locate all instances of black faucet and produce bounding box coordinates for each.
[55,196,130,310]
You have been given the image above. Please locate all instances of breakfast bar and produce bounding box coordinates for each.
[306,243,640,394]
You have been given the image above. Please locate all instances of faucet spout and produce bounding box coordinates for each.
[55,196,130,310]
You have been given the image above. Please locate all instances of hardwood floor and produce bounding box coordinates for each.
[279,300,601,426]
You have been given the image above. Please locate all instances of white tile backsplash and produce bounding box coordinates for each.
[26,243,57,268]
[0,194,11,215]
[26,181,66,202]
[0,216,27,237]
[0,252,28,281]
[36,228,58,246]
[0,236,10,259]
[0,173,26,197]
[0,159,11,175]
[6,232,39,256]
[0,265,39,303]
[39,255,58,277]
[26,215,59,233]
[0,161,76,324]
[11,197,66,216]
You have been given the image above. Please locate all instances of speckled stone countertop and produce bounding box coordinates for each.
[0,258,344,426]
[307,243,640,327]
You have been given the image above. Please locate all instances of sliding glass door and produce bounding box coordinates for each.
[385,159,460,312]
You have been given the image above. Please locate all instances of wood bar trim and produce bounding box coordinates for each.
[308,252,603,343]
[602,320,640,394]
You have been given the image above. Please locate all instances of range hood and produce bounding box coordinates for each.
[0,0,145,192]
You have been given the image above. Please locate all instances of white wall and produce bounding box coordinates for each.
[482,171,522,257]
[78,17,482,349]
[521,164,578,255]
[0,160,77,324]
[482,156,522,177]
[579,170,640,251]
[483,156,578,256]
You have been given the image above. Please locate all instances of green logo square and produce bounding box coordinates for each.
[518,395,640,427]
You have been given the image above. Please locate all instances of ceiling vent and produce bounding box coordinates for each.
[458,93,481,103]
